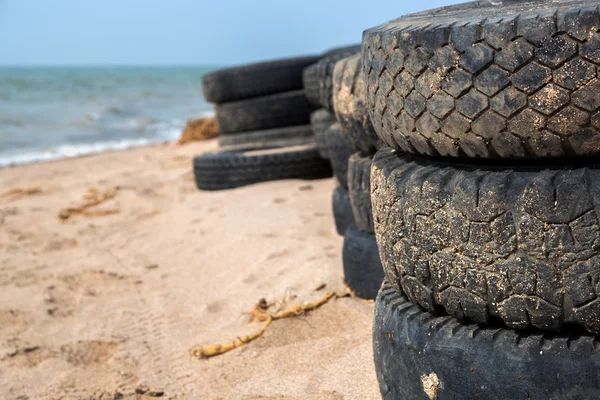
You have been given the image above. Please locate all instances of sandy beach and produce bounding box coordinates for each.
[0,140,379,399]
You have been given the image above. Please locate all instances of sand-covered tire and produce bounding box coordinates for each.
[363,1,600,158]
[325,123,355,189]
[332,186,354,236]
[348,153,374,233]
[342,224,384,300]
[310,109,335,159]
[193,144,332,191]
[202,56,319,103]
[218,125,314,148]
[374,283,600,400]
[303,44,361,111]
[215,91,315,134]
[372,147,600,335]
[333,54,383,154]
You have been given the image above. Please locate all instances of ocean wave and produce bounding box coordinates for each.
[0,130,181,168]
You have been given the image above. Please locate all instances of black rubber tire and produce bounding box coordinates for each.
[193,144,332,191]
[348,153,374,233]
[343,224,385,300]
[215,90,315,134]
[310,109,336,159]
[218,125,314,148]
[374,283,600,400]
[372,147,600,335]
[325,123,355,189]
[303,44,361,111]
[363,1,600,158]
[333,53,383,154]
[202,55,319,103]
[332,186,355,236]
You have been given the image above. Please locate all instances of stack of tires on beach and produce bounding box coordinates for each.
[364,0,600,398]
[194,55,331,190]
[305,45,386,300]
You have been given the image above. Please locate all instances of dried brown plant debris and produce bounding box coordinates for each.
[191,290,350,359]
[0,187,42,203]
[177,117,219,145]
[58,188,119,221]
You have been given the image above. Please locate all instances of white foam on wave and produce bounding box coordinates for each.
[0,127,182,168]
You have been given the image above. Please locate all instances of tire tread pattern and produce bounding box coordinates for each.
[374,282,600,400]
[333,53,383,153]
[202,56,319,103]
[216,90,315,134]
[372,147,600,335]
[194,144,332,190]
[363,1,600,158]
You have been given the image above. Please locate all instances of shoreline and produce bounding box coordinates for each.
[0,139,175,170]
[0,139,379,399]
[0,110,217,169]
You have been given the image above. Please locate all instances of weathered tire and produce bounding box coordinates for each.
[215,91,315,134]
[348,153,374,233]
[332,186,354,236]
[343,224,384,300]
[303,44,361,111]
[372,147,600,335]
[374,283,600,400]
[202,55,319,103]
[193,144,332,191]
[363,1,600,158]
[310,109,336,159]
[333,53,383,153]
[325,123,355,189]
[218,125,314,148]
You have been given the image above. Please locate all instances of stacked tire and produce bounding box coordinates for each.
[364,1,600,398]
[310,46,385,300]
[306,45,361,240]
[194,56,332,190]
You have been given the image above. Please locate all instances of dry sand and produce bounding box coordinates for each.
[0,140,379,399]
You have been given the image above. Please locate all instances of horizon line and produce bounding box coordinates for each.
[0,64,225,68]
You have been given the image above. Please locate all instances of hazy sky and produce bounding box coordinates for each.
[0,0,457,66]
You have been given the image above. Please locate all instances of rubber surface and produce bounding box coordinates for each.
[332,186,354,236]
[374,283,600,400]
[310,109,336,159]
[363,0,600,158]
[202,55,319,103]
[325,123,355,189]
[333,53,383,153]
[193,144,332,191]
[215,90,315,134]
[372,147,600,335]
[348,153,374,233]
[303,44,361,111]
[218,125,314,148]
[342,224,384,300]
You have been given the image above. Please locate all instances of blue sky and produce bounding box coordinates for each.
[0,0,456,66]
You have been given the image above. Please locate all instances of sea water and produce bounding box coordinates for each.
[0,66,216,167]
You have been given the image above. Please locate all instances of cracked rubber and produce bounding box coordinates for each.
[303,44,361,111]
[218,125,314,148]
[310,109,336,159]
[193,144,332,191]
[325,123,355,189]
[333,53,383,153]
[372,147,600,335]
[374,283,600,400]
[215,90,315,134]
[332,186,354,236]
[363,0,600,158]
[202,55,319,103]
[342,224,384,300]
[348,153,374,233]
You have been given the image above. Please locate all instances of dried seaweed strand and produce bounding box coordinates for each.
[191,292,342,359]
